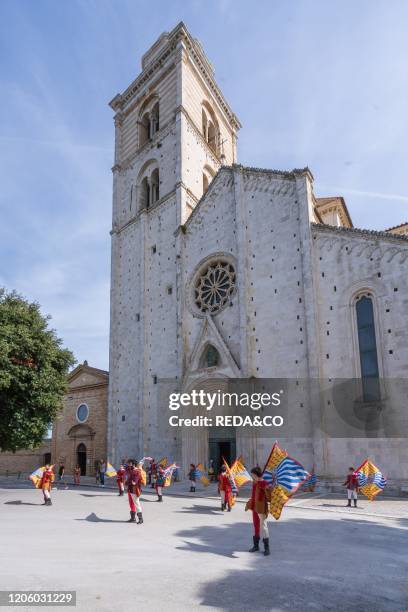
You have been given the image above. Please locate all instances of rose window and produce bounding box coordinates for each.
[194,261,236,314]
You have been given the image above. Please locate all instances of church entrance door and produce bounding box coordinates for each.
[77,443,87,476]
[209,428,236,474]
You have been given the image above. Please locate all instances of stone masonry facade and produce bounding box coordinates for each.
[108,23,408,484]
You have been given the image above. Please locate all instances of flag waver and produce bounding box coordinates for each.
[355,459,386,501]
[195,463,210,486]
[158,457,168,468]
[263,443,310,520]
[222,459,239,495]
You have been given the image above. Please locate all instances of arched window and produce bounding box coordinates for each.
[138,96,160,148]
[137,159,159,211]
[139,112,150,147]
[140,176,150,209]
[355,294,380,401]
[202,165,215,196]
[207,121,217,153]
[201,102,219,156]
[202,109,208,141]
[151,102,159,134]
[203,173,209,194]
[151,168,160,204]
[203,345,220,368]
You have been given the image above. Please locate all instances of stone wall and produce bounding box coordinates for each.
[0,442,51,476]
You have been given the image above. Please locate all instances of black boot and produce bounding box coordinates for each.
[221,503,225,511]
[48,499,52,506]
[157,495,163,502]
[227,505,231,512]
[249,536,260,552]
[137,512,143,524]
[354,499,357,508]
[192,487,196,492]
[190,486,193,492]
[263,538,270,556]
[347,499,351,507]
[128,511,136,522]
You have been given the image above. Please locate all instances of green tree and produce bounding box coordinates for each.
[0,289,75,452]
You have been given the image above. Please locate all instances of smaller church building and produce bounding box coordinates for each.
[50,362,109,477]
[0,363,109,478]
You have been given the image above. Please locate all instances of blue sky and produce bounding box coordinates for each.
[1,1,407,371]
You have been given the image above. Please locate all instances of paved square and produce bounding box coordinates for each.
[1,482,407,611]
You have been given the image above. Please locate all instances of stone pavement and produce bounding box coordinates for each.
[1,482,407,612]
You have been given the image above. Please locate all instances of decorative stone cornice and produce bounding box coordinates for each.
[234,164,314,182]
[311,222,408,244]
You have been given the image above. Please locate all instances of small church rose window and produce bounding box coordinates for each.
[194,261,236,315]
[76,403,89,423]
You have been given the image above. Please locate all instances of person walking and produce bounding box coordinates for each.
[58,463,65,482]
[125,459,143,524]
[150,459,157,489]
[156,465,166,502]
[99,460,106,487]
[40,465,55,506]
[116,465,126,496]
[95,461,101,485]
[218,464,232,511]
[74,465,81,486]
[343,467,359,508]
[208,459,216,482]
[188,464,197,492]
[245,466,271,556]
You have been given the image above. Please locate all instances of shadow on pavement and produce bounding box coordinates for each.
[175,504,224,516]
[80,493,117,498]
[174,517,408,611]
[75,512,129,524]
[4,500,43,506]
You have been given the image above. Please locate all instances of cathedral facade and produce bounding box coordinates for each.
[107,23,408,485]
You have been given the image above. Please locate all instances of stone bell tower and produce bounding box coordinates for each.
[107,23,241,464]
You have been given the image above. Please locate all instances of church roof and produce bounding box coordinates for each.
[384,222,408,234]
[181,164,313,233]
[67,362,109,383]
[311,222,408,243]
[314,196,353,228]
